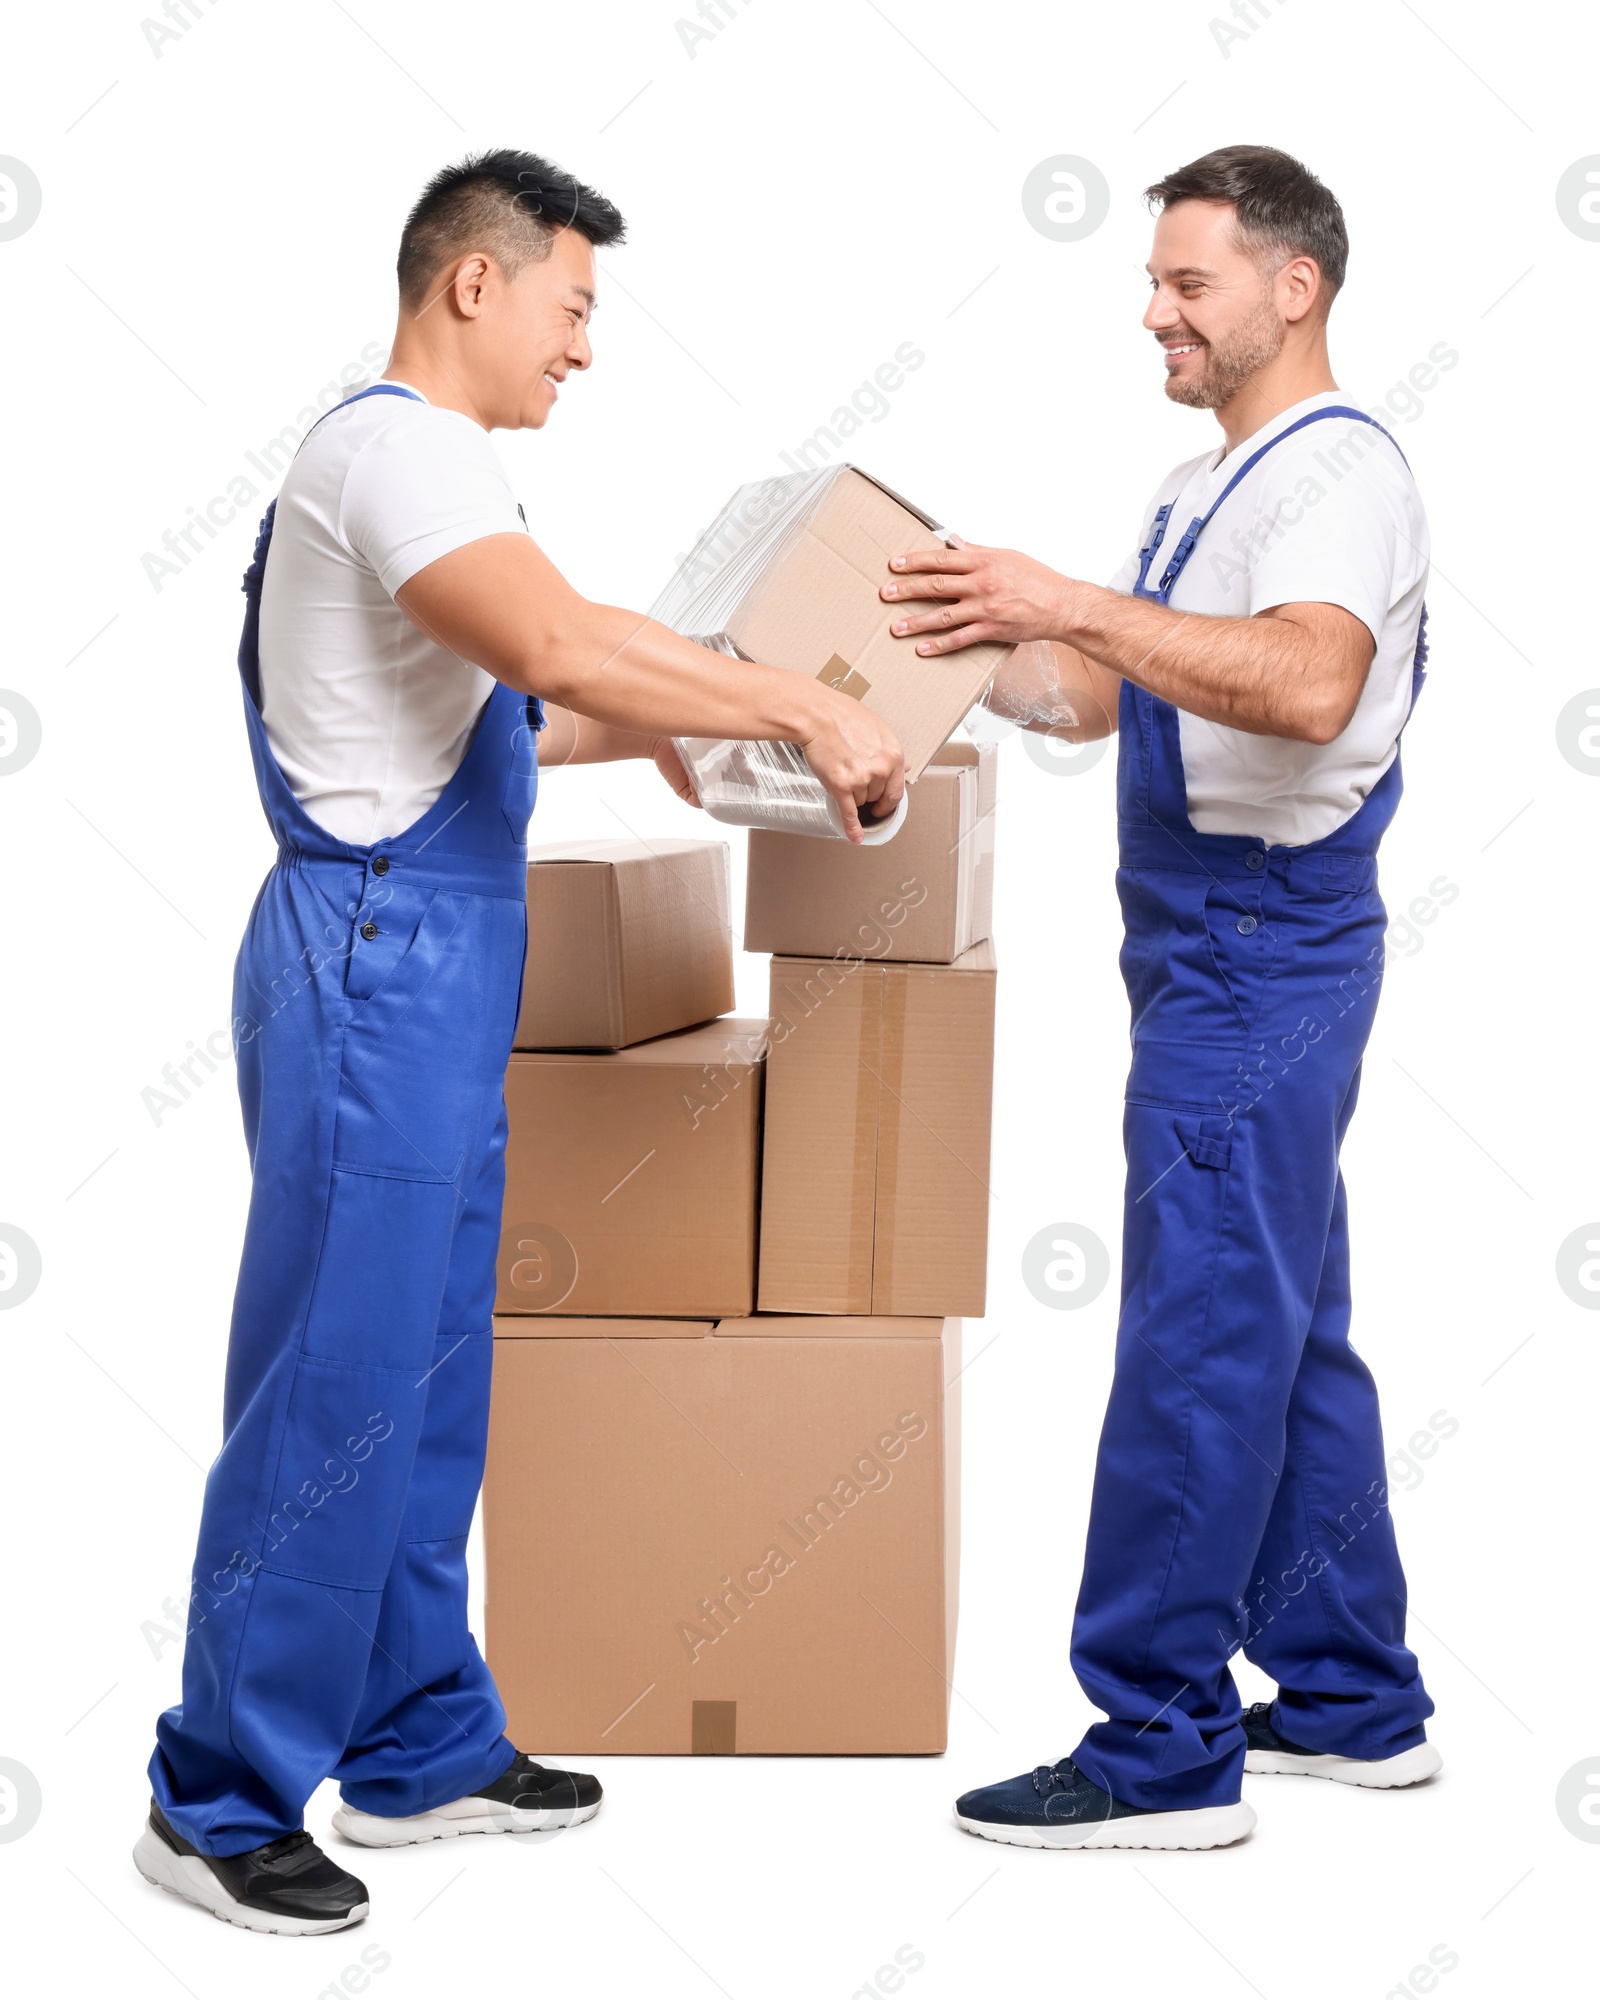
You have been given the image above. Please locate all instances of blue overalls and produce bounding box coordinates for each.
[1069,407,1435,1810]
[150,385,541,1854]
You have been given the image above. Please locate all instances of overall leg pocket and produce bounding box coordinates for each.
[255,1356,427,1592]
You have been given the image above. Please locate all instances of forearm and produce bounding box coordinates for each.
[882,541,1367,746]
[543,602,823,743]
[537,703,661,768]
[985,640,1121,740]
[397,536,822,744]
[1061,587,1348,743]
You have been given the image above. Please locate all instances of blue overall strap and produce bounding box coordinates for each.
[1132,502,1176,595]
[1155,403,1408,598]
[297,379,424,453]
[1409,603,1429,706]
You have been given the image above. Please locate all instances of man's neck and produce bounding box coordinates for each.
[1215,343,1338,455]
[383,339,491,430]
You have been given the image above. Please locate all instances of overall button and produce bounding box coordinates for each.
[360,921,379,940]
[1236,915,1258,936]
[1245,850,1265,870]
[371,856,390,876]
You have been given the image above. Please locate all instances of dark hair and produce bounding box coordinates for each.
[1144,145,1348,305]
[397,148,625,306]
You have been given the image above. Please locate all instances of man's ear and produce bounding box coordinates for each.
[1278,254,1323,326]
[451,253,493,318]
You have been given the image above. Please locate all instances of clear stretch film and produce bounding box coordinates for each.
[651,469,908,844]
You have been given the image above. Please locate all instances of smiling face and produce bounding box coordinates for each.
[422,223,597,430]
[478,224,598,429]
[1143,198,1292,413]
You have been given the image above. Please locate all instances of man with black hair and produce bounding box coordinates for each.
[136,148,905,1933]
[885,145,1440,1850]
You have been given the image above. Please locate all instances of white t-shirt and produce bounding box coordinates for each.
[1109,390,1430,846]
[257,380,527,844]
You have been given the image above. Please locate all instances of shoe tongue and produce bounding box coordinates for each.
[256,1830,314,1865]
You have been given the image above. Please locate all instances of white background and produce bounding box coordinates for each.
[1,0,1595,1992]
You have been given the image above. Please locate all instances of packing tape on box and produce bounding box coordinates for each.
[653,467,911,845]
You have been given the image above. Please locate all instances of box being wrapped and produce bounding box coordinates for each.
[651,466,1013,844]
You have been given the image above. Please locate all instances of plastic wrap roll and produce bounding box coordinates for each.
[653,468,908,844]
[676,734,909,844]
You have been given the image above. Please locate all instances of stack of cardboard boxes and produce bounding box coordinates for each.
[484,470,1003,1758]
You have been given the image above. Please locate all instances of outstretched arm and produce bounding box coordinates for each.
[882,542,1373,746]
[397,532,905,841]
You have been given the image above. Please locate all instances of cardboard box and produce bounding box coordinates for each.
[484,1313,960,1754]
[514,839,734,1050]
[499,1018,766,1317]
[674,467,1013,780]
[759,944,996,1316]
[744,739,996,963]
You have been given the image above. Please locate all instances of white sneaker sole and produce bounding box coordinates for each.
[331,1796,601,1848]
[132,1827,367,1936]
[953,1798,1256,1851]
[1244,1740,1442,1789]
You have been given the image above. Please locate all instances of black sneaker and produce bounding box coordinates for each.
[953,1758,1255,1851]
[133,1800,369,1935]
[1242,1701,1442,1788]
[331,1751,603,1847]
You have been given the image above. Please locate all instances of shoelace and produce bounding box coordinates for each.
[1030,1759,1079,1797]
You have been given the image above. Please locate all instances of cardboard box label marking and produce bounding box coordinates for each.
[818,653,871,701]
[691,1700,737,1756]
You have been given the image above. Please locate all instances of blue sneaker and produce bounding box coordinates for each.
[1242,1702,1442,1789]
[953,1758,1255,1851]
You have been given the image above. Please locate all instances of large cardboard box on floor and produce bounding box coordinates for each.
[744,739,996,963]
[514,838,734,1051]
[484,1313,960,1754]
[498,1018,766,1318]
[663,467,1014,781]
[759,944,996,1316]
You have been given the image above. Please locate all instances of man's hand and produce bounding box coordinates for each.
[797,695,905,843]
[650,735,700,806]
[881,537,1083,654]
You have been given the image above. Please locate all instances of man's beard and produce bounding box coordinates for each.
[1166,296,1285,411]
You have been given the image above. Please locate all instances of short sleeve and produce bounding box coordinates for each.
[1246,444,1424,646]
[339,410,526,598]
